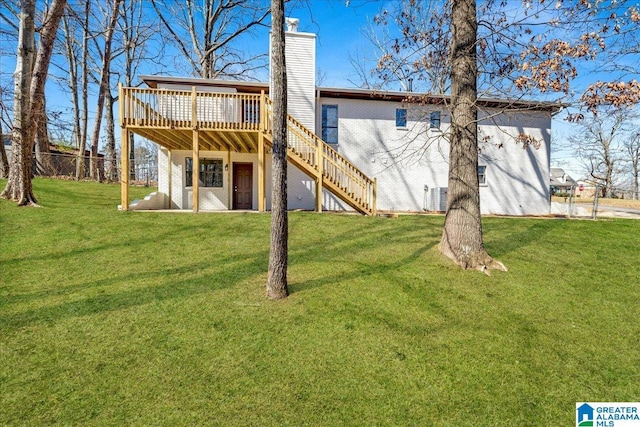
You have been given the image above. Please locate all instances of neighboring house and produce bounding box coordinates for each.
[550,167,578,195]
[119,20,559,216]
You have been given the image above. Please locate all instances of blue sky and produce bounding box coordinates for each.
[286,1,385,87]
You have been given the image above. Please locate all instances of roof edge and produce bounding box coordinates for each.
[137,75,563,112]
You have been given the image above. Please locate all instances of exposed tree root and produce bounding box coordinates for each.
[439,241,508,275]
[1,185,39,207]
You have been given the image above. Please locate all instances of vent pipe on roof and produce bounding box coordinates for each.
[285,17,299,32]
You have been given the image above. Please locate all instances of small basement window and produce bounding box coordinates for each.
[396,108,407,128]
[430,111,441,129]
[186,158,223,188]
[478,165,487,185]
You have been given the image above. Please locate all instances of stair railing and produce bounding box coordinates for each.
[264,97,376,214]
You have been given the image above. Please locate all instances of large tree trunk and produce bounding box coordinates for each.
[266,0,289,299]
[105,92,118,182]
[76,1,90,180]
[28,0,67,180]
[34,96,56,176]
[1,0,36,205]
[438,0,506,274]
[62,14,81,167]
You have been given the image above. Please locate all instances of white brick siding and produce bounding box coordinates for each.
[316,97,551,215]
[157,96,551,215]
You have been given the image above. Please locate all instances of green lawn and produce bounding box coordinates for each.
[1,178,639,426]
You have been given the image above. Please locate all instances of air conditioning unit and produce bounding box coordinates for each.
[426,187,448,212]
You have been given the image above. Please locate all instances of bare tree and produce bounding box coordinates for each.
[149,0,270,79]
[117,0,164,181]
[0,79,11,178]
[569,109,631,198]
[0,37,12,177]
[88,0,122,181]
[73,0,92,180]
[0,15,12,177]
[30,0,67,179]
[361,0,639,271]
[61,11,82,161]
[1,0,36,204]
[438,0,506,272]
[1,0,58,177]
[266,0,289,300]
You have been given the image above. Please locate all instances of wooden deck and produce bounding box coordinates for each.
[119,85,376,215]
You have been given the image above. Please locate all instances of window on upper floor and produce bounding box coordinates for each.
[430,111,441,129]
[478,165,487,185]
[322,105,338,144]
[396,108,407,128]
[186,157,223,188]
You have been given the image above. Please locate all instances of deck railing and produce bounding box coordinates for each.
[264,98,376,213]
[120,86,263,131]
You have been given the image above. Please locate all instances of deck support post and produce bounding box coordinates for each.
[373,177,377,216]
[167,149,172,209]
[258,90,266,212]
[315,143,323,213]
[121,127,129,211]
[227,150,232,209]
[192,130,200,213]
[258,132,265,212]
[191,87,200,213]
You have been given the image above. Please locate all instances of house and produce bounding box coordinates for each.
[119,20,559,216]
[550,167,578,195]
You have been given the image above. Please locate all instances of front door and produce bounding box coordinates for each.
[233,163,253,210]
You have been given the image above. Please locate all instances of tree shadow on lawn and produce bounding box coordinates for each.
[287,219,438,294]
[5,214,508,329]
[288,244,433,294]
[2,246,270,331]
[1,219,246,265]
[286,217,563,295]
[482,219,558,259]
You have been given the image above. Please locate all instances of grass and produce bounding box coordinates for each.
[1,178,639,426]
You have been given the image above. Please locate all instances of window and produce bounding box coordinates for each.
[186,158,223,187]
[430,111,441,129]
[322,105,338,144]
[478,165,487,185]
[396,108,407,128]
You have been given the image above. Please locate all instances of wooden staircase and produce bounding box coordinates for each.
[262,97,377,216]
